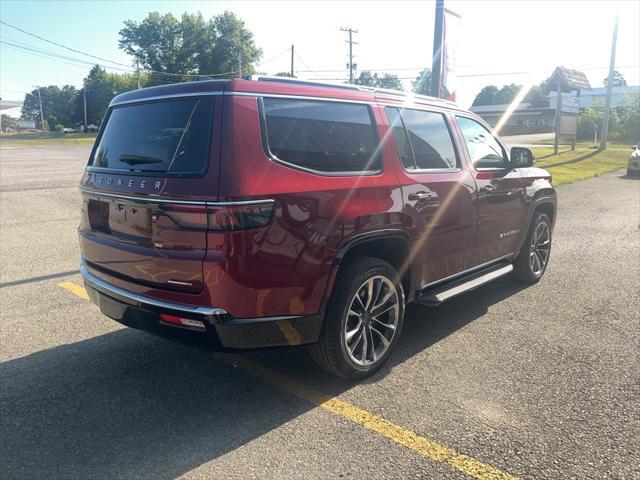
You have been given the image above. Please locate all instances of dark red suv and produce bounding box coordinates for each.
[79,77,556,378]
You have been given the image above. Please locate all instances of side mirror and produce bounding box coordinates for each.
[510,147,534,168]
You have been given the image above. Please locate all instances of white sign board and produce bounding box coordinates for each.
[18,119,36,129]
[561,96,580,114]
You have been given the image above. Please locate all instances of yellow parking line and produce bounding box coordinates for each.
[58,281,89,300]
[58,281,518,480]
[217,353,518,480]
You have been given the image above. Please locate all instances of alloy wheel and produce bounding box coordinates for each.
[343,275,400,367]
[529,220,551,276]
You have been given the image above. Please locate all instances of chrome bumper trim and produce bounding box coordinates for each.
[80,265,227,317]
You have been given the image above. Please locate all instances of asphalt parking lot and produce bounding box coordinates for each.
[1,143,639,479]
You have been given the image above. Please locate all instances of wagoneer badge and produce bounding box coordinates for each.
[84,173,166,191]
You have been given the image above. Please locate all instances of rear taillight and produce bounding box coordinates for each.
[160,204,208,229]
[160,201,275,232]
[207,201,275,231]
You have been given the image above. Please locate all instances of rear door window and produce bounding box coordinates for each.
[90,97,214,175]
[391,108,458,170]
[262,98,380,173]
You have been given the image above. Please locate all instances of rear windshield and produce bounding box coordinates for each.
[90,97,214,175]
[262,98,379,173]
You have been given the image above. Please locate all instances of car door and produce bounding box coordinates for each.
[454,115,526,264]
[386,107,477,287]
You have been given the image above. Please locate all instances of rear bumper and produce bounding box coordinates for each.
[81,265,323,349]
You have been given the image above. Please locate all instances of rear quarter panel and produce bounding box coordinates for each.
[208,96,406,318]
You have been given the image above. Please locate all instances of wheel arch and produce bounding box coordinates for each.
[514,196,556,257]
[328,229,412,304]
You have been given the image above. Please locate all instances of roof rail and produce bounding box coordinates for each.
[373,87,457,107]
[246,75,458,107]
[247,75,376,92]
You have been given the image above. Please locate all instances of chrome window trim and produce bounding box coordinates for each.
[406,167,463,174]
[109,91,223,107]
[80,187,275,207]
[109,89,467,113]
[81,264,227,317]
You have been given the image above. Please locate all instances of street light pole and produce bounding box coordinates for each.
[35,85,45,131]
[600,15,619,151]
[431,0,445,98]
[83,80,88,132]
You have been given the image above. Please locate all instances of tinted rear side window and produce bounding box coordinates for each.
[90,97,214,175]
[386,107,414,170]
[262,98,379,173]
[398,109,458,170]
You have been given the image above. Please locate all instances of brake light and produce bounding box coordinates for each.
[160,200,275,231]
[160,204,208,229]
[207,201,275,231]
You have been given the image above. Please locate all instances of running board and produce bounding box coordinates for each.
[415,263,513,306]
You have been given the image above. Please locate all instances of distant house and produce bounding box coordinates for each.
[548,85,639,109]
[470,103,556,135]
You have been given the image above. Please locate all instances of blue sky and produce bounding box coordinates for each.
[1,0,639,111]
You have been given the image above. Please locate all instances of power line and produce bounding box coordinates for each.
[0,19,132,68]
[1,38,134,72]
[1,37,239,79]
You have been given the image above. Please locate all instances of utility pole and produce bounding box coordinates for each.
[431,0,445,98]
[341,27,358,83]
[136,59,141,89]
[290,44,295,77]
[553,76,562,154]
[35,85,44,131]
[83,80,88,132]
[600,15,619,151]
[237,52,242,78]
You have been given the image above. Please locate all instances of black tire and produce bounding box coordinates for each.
[513,211,552,284]
[309,256,405,380]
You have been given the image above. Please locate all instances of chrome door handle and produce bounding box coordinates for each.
[408,191,437,201]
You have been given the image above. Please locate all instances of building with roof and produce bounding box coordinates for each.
[548,85,640,110]
[470,103,556,135]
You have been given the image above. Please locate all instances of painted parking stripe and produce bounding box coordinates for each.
[58,281,89,300]
[58,282,519,480]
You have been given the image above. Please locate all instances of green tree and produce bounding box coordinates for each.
[1,114,18,132]
[472,85,499,106]
[524,83,549,107]
[493,84,521,105]
[353,71,403,91]
[411,68,432,95]
[203,10,262,76]
[119,10,261,81]
[613,92,639,141]
[353,70,377,87]
[603,70,627,87]
[119,12,205,83]
[22,85,78,130]
[78,65,141,125]
[377,73,403,91]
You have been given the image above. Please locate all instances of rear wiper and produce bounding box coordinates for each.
[119,154,164,165]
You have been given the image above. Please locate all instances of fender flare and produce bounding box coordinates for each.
[515,196,557,256]
[318,229,412,315]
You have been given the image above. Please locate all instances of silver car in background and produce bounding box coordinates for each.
[628,144,640,176]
